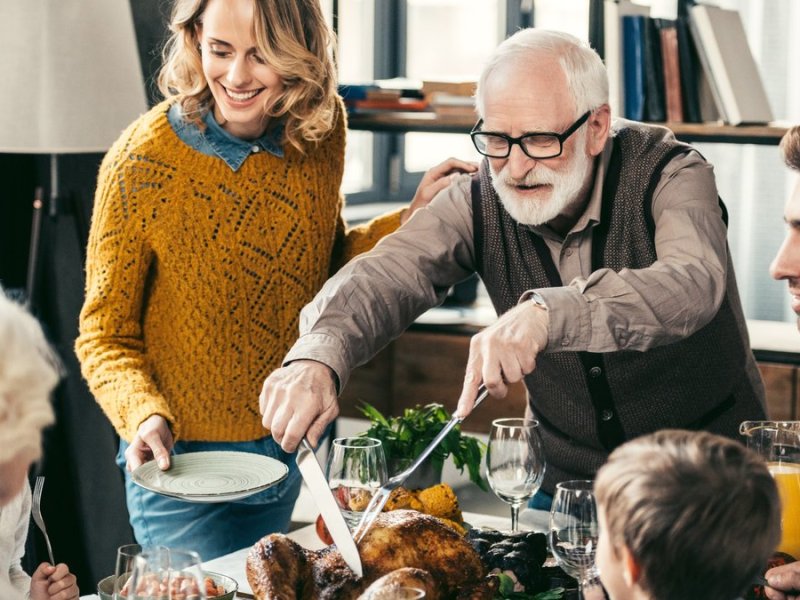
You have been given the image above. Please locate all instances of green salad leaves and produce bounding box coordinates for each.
[359,402,488,491]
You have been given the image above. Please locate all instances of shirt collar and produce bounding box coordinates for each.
[168,102,284,171]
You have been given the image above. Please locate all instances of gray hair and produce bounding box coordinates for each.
[476,28,608,119]
[0,289,59,464]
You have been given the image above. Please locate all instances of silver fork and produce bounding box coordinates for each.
[32,476,55,565]
[353,384,489,542]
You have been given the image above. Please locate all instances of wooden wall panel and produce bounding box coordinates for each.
[758,362,797,420]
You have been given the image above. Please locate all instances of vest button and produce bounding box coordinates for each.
[601,409,614,422]
[589,366,602,378]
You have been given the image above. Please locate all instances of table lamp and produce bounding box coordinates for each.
[0,0,148,307]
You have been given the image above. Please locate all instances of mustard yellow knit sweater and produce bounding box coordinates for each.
[76,100,402,443]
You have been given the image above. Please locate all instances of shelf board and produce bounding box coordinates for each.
[346,110,789,145]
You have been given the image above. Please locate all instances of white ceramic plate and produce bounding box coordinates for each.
[132,451,288,502]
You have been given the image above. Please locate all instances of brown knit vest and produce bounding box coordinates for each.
[473,122,765,492]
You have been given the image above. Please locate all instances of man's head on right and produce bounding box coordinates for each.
[474,29,611,229]
[594,429,780,600]
[770,126,800,329]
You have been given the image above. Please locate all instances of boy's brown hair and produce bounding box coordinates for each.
[595,429,781,600]
[781,125,800,171]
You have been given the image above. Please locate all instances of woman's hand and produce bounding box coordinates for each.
[30,563,79,600]
[766,561,800,599]
[401,157,478,224]
[124,414,175,472]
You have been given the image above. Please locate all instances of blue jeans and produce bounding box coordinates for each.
[117,436,301,561]
[528,489,554,511]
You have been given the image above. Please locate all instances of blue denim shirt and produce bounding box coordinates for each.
[167,102,284,171]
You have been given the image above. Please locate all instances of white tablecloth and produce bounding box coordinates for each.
[79,510,549,599]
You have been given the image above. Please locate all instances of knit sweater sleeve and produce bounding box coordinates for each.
[75,122,179,442]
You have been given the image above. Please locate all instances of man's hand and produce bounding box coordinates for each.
[455,300,549,418]
[401,157,478,225]
[124,414,174,472]
[260,360,340,452]
[766,561,800,599]
[30,562,79,600]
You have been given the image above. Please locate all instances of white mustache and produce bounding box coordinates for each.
[499,169,558,187]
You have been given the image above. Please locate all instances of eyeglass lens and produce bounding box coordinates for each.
[474,133,561,159]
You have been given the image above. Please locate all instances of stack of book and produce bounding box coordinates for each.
[421,80,477,119]
[339,79,428,113]
[603,0,772,126]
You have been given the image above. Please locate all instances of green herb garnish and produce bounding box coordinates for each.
[359,402,488,491]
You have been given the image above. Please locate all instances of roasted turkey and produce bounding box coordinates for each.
[246,510,486,599]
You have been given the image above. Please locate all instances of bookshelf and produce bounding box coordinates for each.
[347,110,788,146]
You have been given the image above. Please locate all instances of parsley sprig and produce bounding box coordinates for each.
[359,402,488,491]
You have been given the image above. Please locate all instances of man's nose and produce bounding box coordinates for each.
[505,143,537,180]
[770,234,800,281]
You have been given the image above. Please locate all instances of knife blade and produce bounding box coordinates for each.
[296,438,364,577]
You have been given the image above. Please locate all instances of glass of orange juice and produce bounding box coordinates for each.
[740,421,800,559]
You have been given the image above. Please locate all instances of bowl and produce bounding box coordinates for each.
[205,571,238,600]
[96,571,237,600]
[96,574,114,600]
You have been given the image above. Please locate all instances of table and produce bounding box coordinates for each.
[79,511,545,599]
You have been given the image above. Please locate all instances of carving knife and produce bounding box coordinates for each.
[296,438,364,577]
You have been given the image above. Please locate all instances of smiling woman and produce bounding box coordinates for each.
[197,0,287,140]
[74,0,464,561]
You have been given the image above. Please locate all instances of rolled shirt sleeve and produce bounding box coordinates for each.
[533,150,728,353]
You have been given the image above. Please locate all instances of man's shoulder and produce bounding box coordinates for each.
[610,118,678,144]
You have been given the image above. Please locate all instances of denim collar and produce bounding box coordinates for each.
[167,102,284,171]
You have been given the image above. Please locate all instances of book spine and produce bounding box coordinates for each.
[642,17,666,122]
[658,21,684,123]
[622,15,646,121]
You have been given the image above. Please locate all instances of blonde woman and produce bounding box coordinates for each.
[76,0,474,559]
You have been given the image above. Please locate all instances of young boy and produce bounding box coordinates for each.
[594,429,781,600]
[0,290,80,600]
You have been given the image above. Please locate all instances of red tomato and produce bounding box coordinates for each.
[316,514,334,545]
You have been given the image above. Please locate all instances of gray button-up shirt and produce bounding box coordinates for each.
[286,130,746,393]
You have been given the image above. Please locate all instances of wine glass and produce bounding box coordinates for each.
[113,543,143,599]
[325,436,387,530]
[548,480,599,599]
[486,417,546,532]
[125,548,206,600]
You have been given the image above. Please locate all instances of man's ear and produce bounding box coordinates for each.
[621,545,642,587]
[586,104,611,157]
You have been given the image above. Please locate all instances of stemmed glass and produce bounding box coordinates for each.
[548,480,599,599]
[125,547,206,600]
[325,436,388,531]
[486,417,546,532]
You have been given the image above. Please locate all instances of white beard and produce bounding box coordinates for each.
[490,131,593,226]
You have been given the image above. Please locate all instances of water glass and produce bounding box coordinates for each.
[113,544,143,599]
[125,548,206,600]
[486,417,546,532]
[548,480,599,599]
[325,436,387,530]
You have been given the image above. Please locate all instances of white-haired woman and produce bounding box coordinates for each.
[0,290,79,600]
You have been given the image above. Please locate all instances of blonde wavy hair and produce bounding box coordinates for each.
[158,0,339,152]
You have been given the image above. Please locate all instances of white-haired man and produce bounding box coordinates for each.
[259,28,766,502]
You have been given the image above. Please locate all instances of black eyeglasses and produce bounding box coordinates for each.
[470,110,591,160]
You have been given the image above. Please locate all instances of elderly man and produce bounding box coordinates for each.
[259,29,765,496]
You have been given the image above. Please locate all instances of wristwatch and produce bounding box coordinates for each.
[520,289,548,311]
